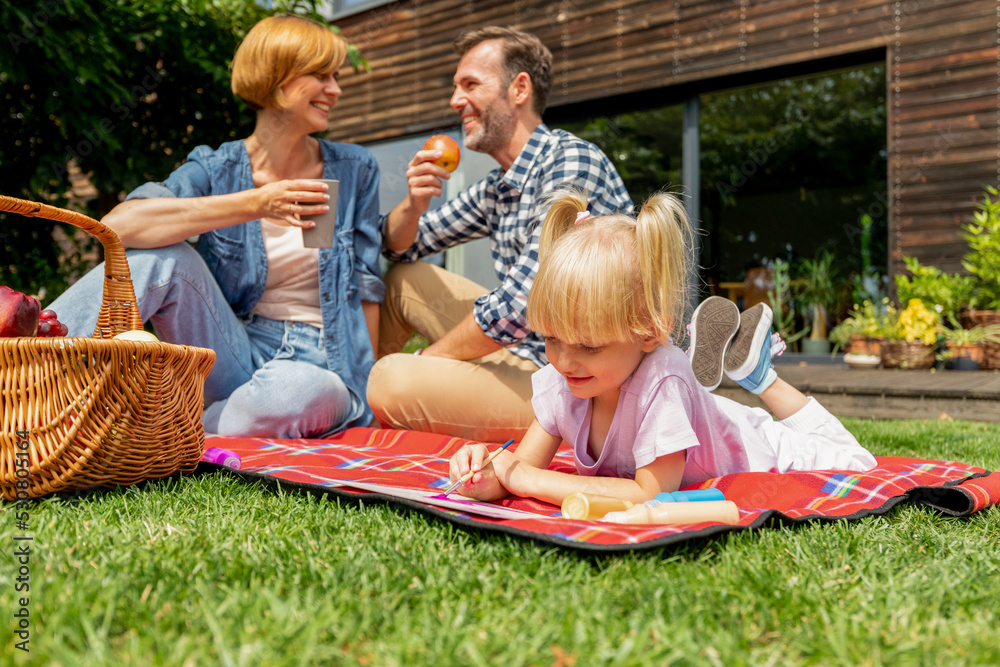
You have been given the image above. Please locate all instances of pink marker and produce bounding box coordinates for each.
[202,447,241,470]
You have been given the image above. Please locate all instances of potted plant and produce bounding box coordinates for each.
[880,298,939,369]
[829,315,861,354]
[850,214,890,305]
[939,324,1000,370]
[795,250,839,354]
[830,299,889,357]
[767,258,808,352]
[963,186,1000,324]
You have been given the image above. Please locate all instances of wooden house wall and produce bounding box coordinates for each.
[332,0,999,276]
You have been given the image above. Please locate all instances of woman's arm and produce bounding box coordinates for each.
[102,179,332,249]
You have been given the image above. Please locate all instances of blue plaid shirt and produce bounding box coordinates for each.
[384,124,633,366]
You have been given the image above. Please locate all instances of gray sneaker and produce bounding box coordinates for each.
[725,303,778,395]
[687,297,740,391]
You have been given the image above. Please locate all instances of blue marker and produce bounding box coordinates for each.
[653,488,725,503]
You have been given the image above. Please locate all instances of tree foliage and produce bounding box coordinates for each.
[0,0,361,298]
[701,65,887,201]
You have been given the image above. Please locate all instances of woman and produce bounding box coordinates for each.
[49,15,383,438]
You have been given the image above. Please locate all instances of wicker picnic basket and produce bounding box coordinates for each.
[0,195,216,500]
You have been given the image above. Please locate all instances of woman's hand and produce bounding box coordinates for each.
[448,443,511,502]
[255,179,331,227]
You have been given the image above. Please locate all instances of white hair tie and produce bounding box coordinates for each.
[574,211,591,225]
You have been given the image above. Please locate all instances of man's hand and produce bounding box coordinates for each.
[421,311,502,361]
[384,150,454,252]
[404,149,452,214]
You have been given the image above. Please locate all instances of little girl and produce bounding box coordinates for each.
[448,189,876,507]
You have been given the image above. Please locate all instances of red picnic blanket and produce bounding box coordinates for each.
[202,428,1000,552]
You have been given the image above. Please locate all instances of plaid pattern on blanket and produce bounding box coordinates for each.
[205,428,1000,552]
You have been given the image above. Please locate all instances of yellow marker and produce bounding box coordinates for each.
[561,492,634,520]
[602,500,740,526]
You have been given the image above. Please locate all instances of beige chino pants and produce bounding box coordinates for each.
[367,261,538,442]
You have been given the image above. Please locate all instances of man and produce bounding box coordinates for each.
[367,26,632,441]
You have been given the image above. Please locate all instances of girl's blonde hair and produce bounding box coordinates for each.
[527,189,693,346]
[231,15,347,111]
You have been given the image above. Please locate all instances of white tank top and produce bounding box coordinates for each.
[251,219,323,328]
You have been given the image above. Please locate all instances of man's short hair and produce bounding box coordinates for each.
[231,15,347,111]
[454,26,553,117]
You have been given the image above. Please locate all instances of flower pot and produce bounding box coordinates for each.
[945,341,983,370]
[801,338,831,355]
[950,355,981,371]
[843,353,880,369]
[846,335,883,357]
[880,341,935,369]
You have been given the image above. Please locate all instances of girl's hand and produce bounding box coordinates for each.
[448,443,510,502]
[255,179,331,227]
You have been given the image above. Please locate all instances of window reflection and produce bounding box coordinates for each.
[557,63,887,292]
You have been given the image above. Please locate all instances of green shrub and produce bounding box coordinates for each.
[895,256,975,328]
[963,186,1000,310]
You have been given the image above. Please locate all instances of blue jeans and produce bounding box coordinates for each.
[48,242,361,438]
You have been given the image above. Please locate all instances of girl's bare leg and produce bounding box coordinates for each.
[755,377,810,421]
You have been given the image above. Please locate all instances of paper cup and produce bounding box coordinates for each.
[300,179,339,248]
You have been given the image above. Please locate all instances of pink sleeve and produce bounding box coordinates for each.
[530,365,563,437]
[630,377,703,471]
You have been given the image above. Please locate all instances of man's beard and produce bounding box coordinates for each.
[463,95,516,157]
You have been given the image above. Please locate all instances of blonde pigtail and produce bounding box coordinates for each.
[635,192,695,342]
[538,189,590,261]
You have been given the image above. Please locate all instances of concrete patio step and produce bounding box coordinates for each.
[716,356,1000,423]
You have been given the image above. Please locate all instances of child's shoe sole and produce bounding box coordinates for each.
[725,303,774,381]
[689,297,740,391]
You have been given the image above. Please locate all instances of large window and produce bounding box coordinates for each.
[557,63,887,292]
[318,0,395,20]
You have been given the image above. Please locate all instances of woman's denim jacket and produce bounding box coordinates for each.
[128,139,383,428]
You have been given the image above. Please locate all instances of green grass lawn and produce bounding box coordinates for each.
[2,418,999,666]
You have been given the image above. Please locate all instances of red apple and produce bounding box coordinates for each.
[0,285,41,338]
[423,134,461,173]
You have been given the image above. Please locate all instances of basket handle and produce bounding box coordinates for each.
[0,194,143,338]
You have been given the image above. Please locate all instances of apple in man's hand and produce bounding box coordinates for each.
[423,135,461,173]
[0,285,41,338]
